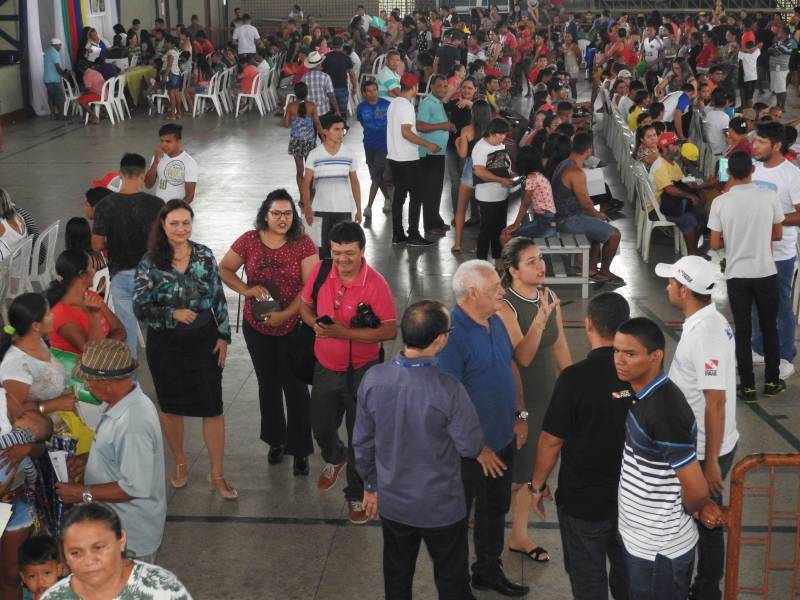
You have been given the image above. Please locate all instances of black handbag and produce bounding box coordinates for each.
[286,259,333,384]
[250,280,284,322]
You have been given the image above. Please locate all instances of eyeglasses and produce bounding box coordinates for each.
[268,210,294,219]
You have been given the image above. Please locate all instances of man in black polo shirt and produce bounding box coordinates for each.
[529,292,632,600]
[433,30,462,75]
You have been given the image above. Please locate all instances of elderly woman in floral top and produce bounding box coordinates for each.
[133,200,237,500]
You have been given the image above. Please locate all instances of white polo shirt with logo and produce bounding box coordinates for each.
[668,303,739,460]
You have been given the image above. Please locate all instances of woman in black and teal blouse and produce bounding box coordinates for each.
[133,199,237,500]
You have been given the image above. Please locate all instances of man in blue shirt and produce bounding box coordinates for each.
[416,75,454,236]
[44,38,68,118]
[356,80,392,226]
[438,260,530,598]
[354,300,502,600]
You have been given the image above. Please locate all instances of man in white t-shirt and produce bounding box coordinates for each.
[386,72,440,247]
[657,255,739,600]
[641,25,664,91]
[232,14,262,57]
[750,121,800,381]
[301,114,362,258]
[702,89,730,156]
[144,124,198,203]
[709,150,784,402]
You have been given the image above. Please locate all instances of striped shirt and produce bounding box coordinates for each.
[305,144,356,214]
[618,372,699,561]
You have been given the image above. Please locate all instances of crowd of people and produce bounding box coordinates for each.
[1,1,800,599]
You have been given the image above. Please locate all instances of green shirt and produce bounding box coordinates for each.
[417,95,448,157]
[41,561,192,600]
[377,66,400,101]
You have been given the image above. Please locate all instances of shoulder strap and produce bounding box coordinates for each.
[311,259,333,309]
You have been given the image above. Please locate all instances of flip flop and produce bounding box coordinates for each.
[509,546,550,562]
[604,273,626,285]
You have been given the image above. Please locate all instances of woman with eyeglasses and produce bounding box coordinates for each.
[219,189,319,476]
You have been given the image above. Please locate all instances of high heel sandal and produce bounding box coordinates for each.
[207,473,239,500]
[170,463,188,489]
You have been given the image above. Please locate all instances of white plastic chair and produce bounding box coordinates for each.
[283,93,296,115]
[260,66,274,112]
[148,86,170,116]
[637,178,687,263]
[193,72,223,116]
[0,256,11,322]
[6,237,33,300]
[223,66,237,113]
[61,76,80,117]
[129,54,139,68]
[92,266,111,303]
[235,73,266,117]
[86,77,117,124]
[113,74,131,120]
[28,220,59,290]
[180,70,191,112]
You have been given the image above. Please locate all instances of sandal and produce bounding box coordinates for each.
[509,546,550,562]
[603,272,626,285]
[170,463,188,488]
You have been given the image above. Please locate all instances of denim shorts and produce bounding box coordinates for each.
[460,157,474,188]
[166,73,182,90]
[365,147,387,181]
[6,493,34,532]
[513,212,558,238]
[559,214,615,243]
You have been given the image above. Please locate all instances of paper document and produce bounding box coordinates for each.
[49,450,69,483]
[76,401,105,431]
[583,168,606,197]
[0,503,12,538]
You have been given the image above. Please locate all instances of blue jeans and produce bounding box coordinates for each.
[110,269,139,360]
[752,257,796,362]
[625,547,695,600]
[558,506,629,600]
[559,214,615,243]
[333,87,349,115]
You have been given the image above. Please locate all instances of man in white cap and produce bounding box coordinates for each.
[302,51,339,117]
[44,38,68,118]
[656,255,739,600]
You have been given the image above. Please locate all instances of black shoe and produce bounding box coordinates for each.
[407,235,436,247]
[471,574,529,597]
[293,456,309,476]
[426,226,450,236]
[267,445,284,464]
[737,385,757,403]
[763,380,786,397]
[392,235,408,244]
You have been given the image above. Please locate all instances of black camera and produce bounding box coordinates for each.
[350,303,381,329]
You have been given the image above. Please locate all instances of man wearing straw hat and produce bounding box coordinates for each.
[55,339,166,564]
[302,50,339,117]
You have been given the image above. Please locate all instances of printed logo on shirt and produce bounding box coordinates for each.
[163,159,186,186]
[724,326,733,340]
[611,389,632,399]
[704,359,719,376]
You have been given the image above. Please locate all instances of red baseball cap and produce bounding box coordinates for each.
[400,72,418,89]
[657,132,679,149]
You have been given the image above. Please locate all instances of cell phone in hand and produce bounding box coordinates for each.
[316,315,335,326]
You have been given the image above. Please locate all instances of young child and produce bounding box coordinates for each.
[162,36,182,120]
[18,535,62,600]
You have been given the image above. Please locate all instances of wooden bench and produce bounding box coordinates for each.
[534,234,591,298]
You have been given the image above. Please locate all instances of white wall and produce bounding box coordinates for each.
[0,65,24,115]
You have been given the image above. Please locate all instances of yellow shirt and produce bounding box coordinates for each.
[652,158,684,202]
[628,106,643,131]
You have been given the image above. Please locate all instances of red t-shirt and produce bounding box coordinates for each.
[301,260,396,372]
[192,39,214,56]
[741,31,756,47]
[231,231,317,336]
[696,44,716,69]
[240,64,259,93]
[50,291,111,354]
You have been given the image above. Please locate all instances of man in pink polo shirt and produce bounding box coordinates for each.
[299,221,397,524]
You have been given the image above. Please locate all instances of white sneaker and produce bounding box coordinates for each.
[752,351,765,365]
[779,359,796,380]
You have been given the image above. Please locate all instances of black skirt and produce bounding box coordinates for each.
[145,319,223,417]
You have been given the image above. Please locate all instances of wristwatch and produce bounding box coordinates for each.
[82,487,93,504]
[527,481,548,494]
[515,410,529,421]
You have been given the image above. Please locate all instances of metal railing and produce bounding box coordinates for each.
[724,453,800,599]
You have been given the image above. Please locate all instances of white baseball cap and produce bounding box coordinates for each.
[50,38,63,46]
[617,69,632,78]
[655,255,719,295]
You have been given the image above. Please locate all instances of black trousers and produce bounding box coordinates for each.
[461,441,514,582]
[315,211,352,259]
[419,154,446,232]
[310,362,373,501]
[477,200,508,260]
[242,322,313,457]
[558,506,629,600]
[382,517,473,600]
[389,158,422,238]
[726,275,780,386]
[691,448,737,600]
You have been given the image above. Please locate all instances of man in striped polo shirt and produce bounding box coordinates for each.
[613,318,724,599]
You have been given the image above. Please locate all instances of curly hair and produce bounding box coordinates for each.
[255,189,303,242]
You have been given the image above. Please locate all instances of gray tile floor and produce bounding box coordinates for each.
[0,83,798,599]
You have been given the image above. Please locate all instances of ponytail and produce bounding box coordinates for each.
[294,82,309,118]
[0,293,48,362]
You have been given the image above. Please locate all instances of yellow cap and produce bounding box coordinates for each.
[681,143,699,161]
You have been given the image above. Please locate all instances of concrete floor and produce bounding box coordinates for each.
[0,82,798,599]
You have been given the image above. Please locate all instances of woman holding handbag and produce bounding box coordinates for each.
[133,200,236,499]
[219,189,319,476]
